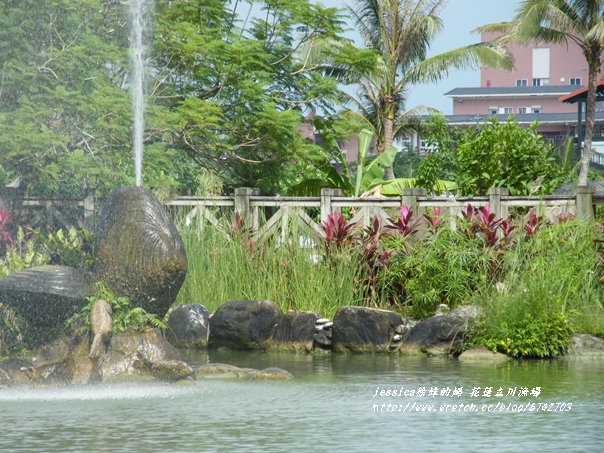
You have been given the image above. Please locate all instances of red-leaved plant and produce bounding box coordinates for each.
[322,211,357,256]
[385,204,420,238]
[0,207,13,249]
[423,207,442,235]
[475,204,503,247]
[499,218,516,248]
[229,212,255,254]
[524,209,543,237]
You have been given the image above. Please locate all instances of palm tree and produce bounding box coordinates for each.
[345,0,514,180]
[476,0,604,186]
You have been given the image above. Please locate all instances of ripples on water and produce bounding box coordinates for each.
[1,352,602,453]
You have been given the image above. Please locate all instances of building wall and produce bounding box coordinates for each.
[453,96,576,115]
[480,33,590,88]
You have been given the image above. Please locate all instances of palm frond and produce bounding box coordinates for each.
[402,41,514,85]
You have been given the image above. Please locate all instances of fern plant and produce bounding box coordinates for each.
[71,281,167,334]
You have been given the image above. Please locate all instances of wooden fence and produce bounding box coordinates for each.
[166,186,598,243]
[3,186,600,239]
[0,187,95,233]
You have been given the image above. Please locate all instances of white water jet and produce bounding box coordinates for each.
[130,0,152,187]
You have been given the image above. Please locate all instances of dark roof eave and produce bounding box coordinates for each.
[559,80,604,103]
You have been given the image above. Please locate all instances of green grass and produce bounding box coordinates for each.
[470,220,604,357]
[173,214,604,358]
[175,224,370,318]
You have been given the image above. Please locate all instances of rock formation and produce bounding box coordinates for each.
[94,186,188,318]
[208,300,283,350]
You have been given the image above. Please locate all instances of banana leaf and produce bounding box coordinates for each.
[368,178,457,196]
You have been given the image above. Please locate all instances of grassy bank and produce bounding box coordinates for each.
[176,211,604,358]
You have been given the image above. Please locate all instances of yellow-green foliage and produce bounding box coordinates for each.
[0,227,50,278]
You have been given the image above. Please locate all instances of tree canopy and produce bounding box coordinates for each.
[0,0,363,196]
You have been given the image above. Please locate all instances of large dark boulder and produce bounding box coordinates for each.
[331,306,408,353]
[272,310,319,352]
[0,265,93,348]
[208,300,283,350]
[166,304,211,349]
[93,186,188,318]
[402,309,476,356]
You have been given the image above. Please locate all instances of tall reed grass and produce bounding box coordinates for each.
[175,224,370,317]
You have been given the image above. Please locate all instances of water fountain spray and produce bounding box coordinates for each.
[130,0,151,187]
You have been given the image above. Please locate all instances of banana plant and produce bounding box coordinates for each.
[289,128,456,196]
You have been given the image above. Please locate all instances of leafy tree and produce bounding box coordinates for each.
[150,0,358,195]
[0,0,140,195]
[0,0,356,197]
[476,0,604,186]
[455,117,566,195]
[342,0,514,180]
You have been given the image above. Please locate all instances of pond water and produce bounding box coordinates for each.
[0,351,602,453]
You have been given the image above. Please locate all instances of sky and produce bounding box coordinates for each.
[329,0,519,114]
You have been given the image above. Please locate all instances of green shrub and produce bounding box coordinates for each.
[37,228,94,270]
[455,117,566,195]
[379,227,498,319]
[470,220,604,356]
[71,282,166,334]
[0,227,50,278]
[0,226,94,278]
[0,302,28,359]
[473,312,574,358]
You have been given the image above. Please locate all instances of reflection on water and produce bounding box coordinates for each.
[1,352,603,453]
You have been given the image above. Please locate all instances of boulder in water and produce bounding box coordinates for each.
[331,306,409,353]
[166,304,210,349]
[272,310,319,352]
[0,265,93,348]
[402,312,474,356]
[208,300,283,350]
[93,186,188,318]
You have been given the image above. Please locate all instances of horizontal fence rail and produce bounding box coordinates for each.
[165,187,593,243]
[1,186,599,237]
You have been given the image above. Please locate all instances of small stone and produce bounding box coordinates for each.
[458,346,510,362]
[248,367,293,380]
[313,332,331,347]
[316,318,330,325]
[151,360,194,382]
[435,304,450,315]
[392,334,403,342]
[195,363,256,379]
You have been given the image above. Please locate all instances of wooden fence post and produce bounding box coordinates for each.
[320,188,342,223]
[251,188,260,231]
[234,187,253,226]
[401,188,427,217]
[576,185,595,221]
[489,187,509,220]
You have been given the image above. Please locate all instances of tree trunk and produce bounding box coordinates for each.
[578,61,598,186]
[383,116,395,180]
